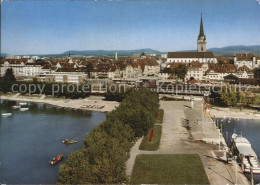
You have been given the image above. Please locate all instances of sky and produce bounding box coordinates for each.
[1,0,260,55]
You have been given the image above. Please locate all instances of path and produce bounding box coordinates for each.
[126,100,250,185]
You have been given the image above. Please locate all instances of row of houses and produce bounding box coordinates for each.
[162,61,254,83]
[0,54,161,84]
[1,52,260,85]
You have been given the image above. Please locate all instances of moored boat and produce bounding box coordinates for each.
[19,102,27,106]
[50,153,64,166]
[231,133,260,174]
[20,108,29,111]
[12,105,21,109]
[62,139,78,144]
[1,113,12,117]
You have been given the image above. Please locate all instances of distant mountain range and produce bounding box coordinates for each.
[208,45,260,56]
[62,48,162,56]
[2,45,260,57]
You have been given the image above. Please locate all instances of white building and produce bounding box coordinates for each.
[167,52,217,64]
[234,53,260,69]
[185,62,208,81]
[122,64,142,79]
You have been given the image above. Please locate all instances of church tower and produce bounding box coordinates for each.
[197,14,207,52]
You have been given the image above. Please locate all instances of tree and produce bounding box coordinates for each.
[58,149,94,184]
[236,91,247,104]
[173,64,188,80]
[254,67,260,79]
[3,68,16,82]
[219,86,237,106]
[86,62,94,78]
[252,95,260,105]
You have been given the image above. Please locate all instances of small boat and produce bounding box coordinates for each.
[20,108,29,111]
[12,105,21,109]
[19,102,27,106]
[50,153,64,166]
[1,113,12,117]
[62,139,78,145]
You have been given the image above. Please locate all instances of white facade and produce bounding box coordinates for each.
[123,65,142,79]
[167,57,217,64]
[142,65,160,76]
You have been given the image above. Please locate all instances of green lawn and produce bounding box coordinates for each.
[156,109,164,124]
[139,125,162,151]
[131,154,210,184]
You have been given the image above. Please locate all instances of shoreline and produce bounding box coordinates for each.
[210,106,260,120]
[0,94,119,113]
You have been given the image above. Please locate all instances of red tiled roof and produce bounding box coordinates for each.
[169,62,187,68]
[189,61,202,68]
[236,53,254,61]
[238,65,252,72]
[2,58,28,65]
[167,52,215,58]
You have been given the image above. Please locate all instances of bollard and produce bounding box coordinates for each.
[225,132,229,145]
[250,167,254,185]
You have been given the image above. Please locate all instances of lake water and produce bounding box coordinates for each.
[220,118,260,184]
[0,100,106,184]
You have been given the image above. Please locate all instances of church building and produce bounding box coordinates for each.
[167,14,217,64]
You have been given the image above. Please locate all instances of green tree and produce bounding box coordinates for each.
[3,68,16,82]
[254,67,260,79]
[252,95,260,105]
[86,62,94,78]
[236,91,247,104]
[219,86,237,106]
[173,64,188,80]
[58,149,94,184]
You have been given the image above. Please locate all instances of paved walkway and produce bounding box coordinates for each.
[126,100,250,185]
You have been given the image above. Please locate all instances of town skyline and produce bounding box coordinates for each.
[1,0,260,55]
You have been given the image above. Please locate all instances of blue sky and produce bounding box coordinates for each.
[1,0,260,55]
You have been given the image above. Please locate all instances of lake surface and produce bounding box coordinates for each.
[0,100,106,184]
[220,118,260,184]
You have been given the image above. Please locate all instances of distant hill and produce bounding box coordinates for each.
[2,45,260,58]
[179,45,260,57]
[61,48,162,56]
[208,45,260,57]
[1,53,8,57]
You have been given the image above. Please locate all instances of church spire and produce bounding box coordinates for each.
[199,13,205,37]
[197,13,207,52]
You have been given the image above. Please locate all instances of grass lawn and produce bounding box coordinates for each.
[156,109,164,124]
[139,125,162,151]
[131,154,210,184]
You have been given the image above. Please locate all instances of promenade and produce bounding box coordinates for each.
[0,94,119,113]
[126,100,250,185]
